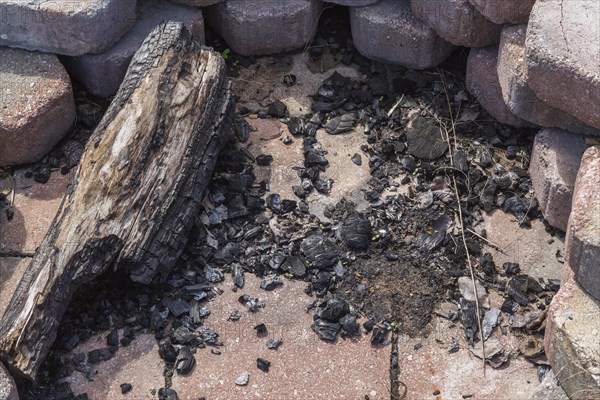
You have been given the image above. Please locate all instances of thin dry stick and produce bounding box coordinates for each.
[438,69,487,375]
[466,228,508,255]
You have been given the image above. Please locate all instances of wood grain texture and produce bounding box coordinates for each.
[0,21,233,379]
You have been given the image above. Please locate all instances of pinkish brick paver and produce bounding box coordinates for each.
[497,24,600,136]
[466,46,534,128]
[410,0,502,47]
[62,0,205,98]
[529,129,589,232]
[0,0,136,56]
[0,47,75,166]
[0,171,70,254]
[565,145,600,301]
[526,0,600,130]
[66,275,390,399]
[545,264,600,400]
[204,0,322,56]
[350,0,455,69]
[468,0,535,24]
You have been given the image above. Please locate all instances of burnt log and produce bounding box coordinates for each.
[0,21,234,379]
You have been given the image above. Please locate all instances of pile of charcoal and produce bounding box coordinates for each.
[21,11,562,399]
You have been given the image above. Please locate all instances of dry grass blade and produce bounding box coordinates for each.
[436,69,487,375]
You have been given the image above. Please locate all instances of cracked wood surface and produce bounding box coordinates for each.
[0,21,234,379]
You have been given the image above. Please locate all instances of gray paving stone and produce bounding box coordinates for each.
[466,46,533,128]
[529,129,589,232]
[497,24,600,136]
[0,48,75,166]
[62,0,205,98]
[468,0,535,24]
[204,0,322,56]
[0,0,137,56]
[526,0,600,130]
[545,265,600,400]
[565,145,600,301]
[0,362,18,400]
[410,0,502,48]
[349,0,455,69]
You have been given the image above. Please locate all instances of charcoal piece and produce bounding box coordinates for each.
[266,339,283,350]
[311,100,342,113]
[319,298,350,322]
[301,235,340,269]
[304,151,329,167]
[172,326,196,345]
[480,179,497,213]
[414,230,445,252]
[282,135,293,145]
[480,253,496,276]
[254,323,268,337]
[400,155,416,172]
[256,358,271,372]
[311,319,340,342]
[213,242,240,265]
[267,193,296,214]
[232,264,245,289]
[163,298,190,317]
[199,326,219,345]
[260,274,283,291]
[341,215,371,250]
[495,172,519,190]
[62,334,80,351]
[281,256,306,277]
[106,330,119,347]
[313,178,333,194]
[475,147,492,167]
[351,153,362,166]
[502,196,536,222]
[501,298,518,314]
[244,226,262,241]
[283,74,297,86]
[448,338,460,353]
[547,279,560,292]
[324,113,356,134]
[159,339,178,363]
[293,185,307,199]
[234,117,251,143]
[120,383,133,394]
[206,205,228,225]
[63,140,85,168]
[507,275,543,306]
[227,309,241,321]
[33,164,51,183]
[312,271,333,293]
[459,298,479,345]
[453,149,469,172]
[158,387,178,400]
[339,314,360,338]
[238,294,260,312]
[287,117,304,136]
[363,318,376,333]
[235,372,250,386]
[406,116,448,160]
[72,353,90,375]
[256,154,274,166]
[204,266,224,283]
[370,327,389,346]
[268,100,288,118]
[175,346,196,375]
[503,262,520,276]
